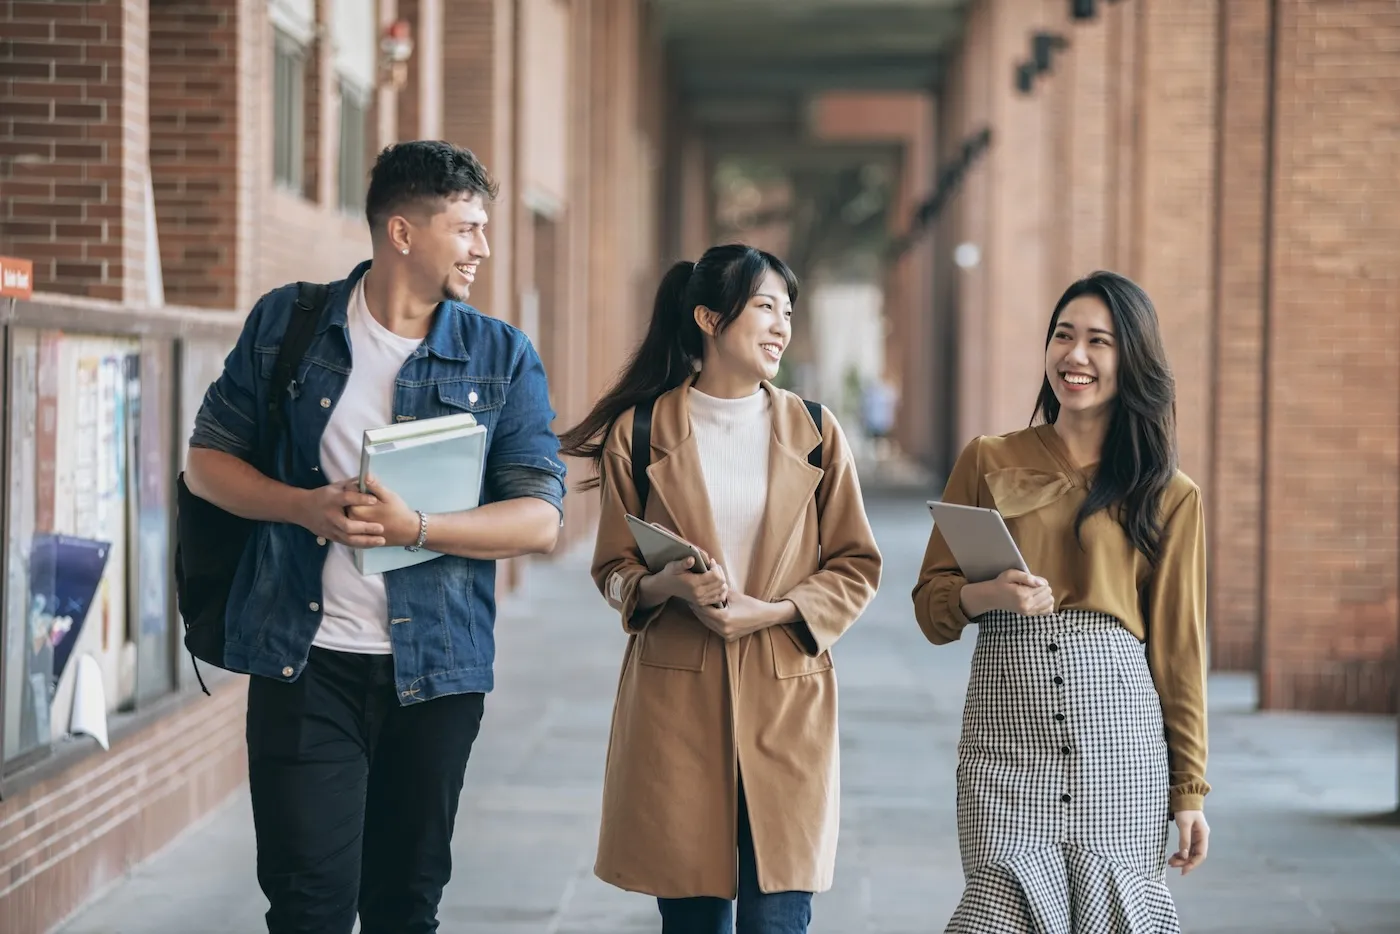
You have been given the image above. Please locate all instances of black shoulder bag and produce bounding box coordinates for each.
[174,282,328,692]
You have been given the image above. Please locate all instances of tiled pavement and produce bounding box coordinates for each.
[58,492,1400,934]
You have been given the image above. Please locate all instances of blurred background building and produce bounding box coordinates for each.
[0,1,1397,930]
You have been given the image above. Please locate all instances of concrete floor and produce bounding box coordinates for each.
[57,493,1400,934]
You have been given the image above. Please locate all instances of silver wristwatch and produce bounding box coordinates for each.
[405,510,428,552]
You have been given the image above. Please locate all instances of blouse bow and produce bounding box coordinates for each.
[985,467,1076,519]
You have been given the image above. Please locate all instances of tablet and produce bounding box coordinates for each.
[625,514,711,574]
[926,501,1030,583]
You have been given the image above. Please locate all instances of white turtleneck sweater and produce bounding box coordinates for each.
[687,387,772,596]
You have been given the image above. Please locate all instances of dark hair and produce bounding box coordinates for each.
[560,243,799,490]
[364,140,499,233]
[1032,271,1178,564]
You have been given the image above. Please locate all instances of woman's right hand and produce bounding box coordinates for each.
[959,569,1054,618]
[640,556,729,609]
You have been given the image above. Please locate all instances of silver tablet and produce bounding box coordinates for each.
[625,514,711,574]
[926,501,1029,583]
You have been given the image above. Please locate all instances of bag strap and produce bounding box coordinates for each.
[259,281,328,474]
[803,399,823,470]
[630,395,824,514]
[631,395,656,514]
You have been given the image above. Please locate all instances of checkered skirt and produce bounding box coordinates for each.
[945,609,1181,934]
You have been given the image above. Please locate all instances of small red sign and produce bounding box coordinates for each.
[0,256,34,300]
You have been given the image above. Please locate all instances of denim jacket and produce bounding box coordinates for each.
[189,261,566,702]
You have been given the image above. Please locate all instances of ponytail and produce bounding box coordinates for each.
[559,260,700,490]
[560,245,799,492]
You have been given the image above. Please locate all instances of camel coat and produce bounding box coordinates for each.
[590,381,882,899]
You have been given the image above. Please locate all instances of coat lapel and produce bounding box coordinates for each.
[747,387,823,600]
[644,381,823,598]
[644,382,727,569]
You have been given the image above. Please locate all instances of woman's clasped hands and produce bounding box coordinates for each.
[958,568,1056,618]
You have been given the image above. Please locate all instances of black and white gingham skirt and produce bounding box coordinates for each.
[946,609,1181,934]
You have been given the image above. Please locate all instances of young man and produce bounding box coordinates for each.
[185,141,565,933]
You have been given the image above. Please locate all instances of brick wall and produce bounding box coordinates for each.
[249,0,373,304]
[931,0,1398,711]
[0,0,149,303]
[442,0,515,326]
[984,0,1053,438]
[1063,10,1108,281]
[1132,0,1218,488]
[148,0,239,308]
[945,0,992,456]
[0,681,249,934]
[1210,0,1272,671]
[1260,0,1400,712]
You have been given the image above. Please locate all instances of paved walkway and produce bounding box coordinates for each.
[59,493,1400,933]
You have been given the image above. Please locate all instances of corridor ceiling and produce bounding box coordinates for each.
[653,0,969,135]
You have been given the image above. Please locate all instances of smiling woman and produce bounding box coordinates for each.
[560,244,882,933]
[914,271,1209,934]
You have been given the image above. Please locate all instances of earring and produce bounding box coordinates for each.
[401,248,409,255]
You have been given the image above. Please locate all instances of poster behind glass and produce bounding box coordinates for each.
[133,340,174,703]
[3,329,154,763]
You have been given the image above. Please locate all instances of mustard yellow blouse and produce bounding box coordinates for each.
[912,424,1210,812]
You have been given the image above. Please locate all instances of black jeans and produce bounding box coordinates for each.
[657,783,813,934]
[247,647,485,934]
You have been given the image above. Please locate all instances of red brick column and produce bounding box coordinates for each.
[1132,0,1220,488]
[1210,0,1274,672]
[148,0,240,309]
[0,0,150,303]
[443,0,515,326]
[1260,0,1400,712]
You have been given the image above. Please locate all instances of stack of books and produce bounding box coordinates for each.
[353,412,487,574]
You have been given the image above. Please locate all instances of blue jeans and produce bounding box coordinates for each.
[657,785,813,934]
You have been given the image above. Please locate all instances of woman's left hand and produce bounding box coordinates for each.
[1169,809,1209,875]
[691,594,790,642]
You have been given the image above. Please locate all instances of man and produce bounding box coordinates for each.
[186,140,565,933]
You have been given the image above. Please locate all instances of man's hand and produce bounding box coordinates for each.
[294,479,387,548]
[349,476,421,547]
[690,594,791,642]
[1169,810,1209,875]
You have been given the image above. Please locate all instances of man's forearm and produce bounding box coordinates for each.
[424,497,560,560]
[185,447,307,525]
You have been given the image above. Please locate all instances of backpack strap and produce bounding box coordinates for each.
[632,394,822,515]
[803,399,823,470]
[259,281,328,474]
[631,395,656,514]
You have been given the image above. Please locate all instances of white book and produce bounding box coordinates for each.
[353,413,487,575]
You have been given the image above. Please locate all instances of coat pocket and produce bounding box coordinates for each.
[638,611,708,671]
[769,624,833,679]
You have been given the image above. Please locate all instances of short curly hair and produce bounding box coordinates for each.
[364,140,499,232]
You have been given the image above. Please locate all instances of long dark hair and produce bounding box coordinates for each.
[1032,271,1178,564]
[560,243,799,491]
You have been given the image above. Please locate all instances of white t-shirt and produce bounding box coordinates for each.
[313,276,422,654]
[687,388,772,596]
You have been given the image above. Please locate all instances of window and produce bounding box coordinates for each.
[2,330,176,773]
[338,82,369,213]
[272,30,306,192]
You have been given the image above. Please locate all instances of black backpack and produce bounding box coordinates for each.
[630,395,824,513]
[174,282,328,693]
